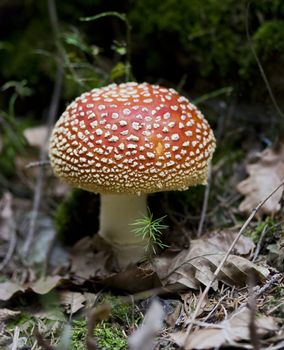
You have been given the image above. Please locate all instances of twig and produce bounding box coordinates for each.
[11,326,19,350]
[267,301,284,315]
[248,274,260,350]
[182,180,284,347]
[34,331,54,350]
[252,224,268,262]
[86,304,111,350]
[253,273,282,299]
[22,0,63,257]
[25,160,51,169]
[197,163,212,237]
[245,2,284,119]
[202,294,227,322]
[0,228,16,271]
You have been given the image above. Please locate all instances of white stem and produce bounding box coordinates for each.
[98,194,148,268]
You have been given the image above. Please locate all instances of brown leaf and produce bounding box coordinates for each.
[237,144,284,217]
[30,275,63,294]
[70,237,110,279]
[71,237,161,293]
[59,291,86,314]
[205,228,255,256]
[153,231,268,290]
[0,308,20,321]
[0,276,67,301]
[0,281,25,301]
[170,307,278,349]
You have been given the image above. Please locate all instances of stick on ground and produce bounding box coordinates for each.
[183,180,284,347]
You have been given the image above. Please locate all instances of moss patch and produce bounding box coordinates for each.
[71,319,127,350]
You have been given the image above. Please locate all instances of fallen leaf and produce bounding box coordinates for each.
[128,300,165,350]
[205,228,255,256]
[23,125,48,149]
[170,307,278,349]
[0,281,25,301]
[59,291,86,314]
[30,275,64,294]
[70,237,110,279]
[0,308,20,321]
[0,276,67,301]
[237,144,284,217]
[71,237,161,293]
[153,230,269,290]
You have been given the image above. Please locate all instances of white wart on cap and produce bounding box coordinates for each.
[49,82,216,194]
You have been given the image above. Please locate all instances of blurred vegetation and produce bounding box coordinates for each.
[1,0,284,110]
[54,189,99,245]
[1,0,284,232]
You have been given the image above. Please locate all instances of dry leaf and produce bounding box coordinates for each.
[237,144,284,217]
[70,237,110,279]
[0,276,66,301]
[0,281,25,301]
[30,275,64,294]
[153,231,268,290]
[0,308,20,321]
[170,307,278,349]
[23,125,48,149]
[205,228,255,256]
[128,300,165,350]
[71,237,161,293]
[59,291,86,314]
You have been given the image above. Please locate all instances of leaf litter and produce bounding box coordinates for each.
[237,143,284,217]
[170,307,279,349]
[1,146,284,349]
[152,229,269,291]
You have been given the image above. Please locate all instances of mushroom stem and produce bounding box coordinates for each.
[99,194,148,267]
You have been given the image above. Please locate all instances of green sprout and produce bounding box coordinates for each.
[130,211,169,256]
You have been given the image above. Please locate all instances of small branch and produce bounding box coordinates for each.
[252,224,268,262]
[197,163,212,237]
[0,228,16,272]
[183,180,284,347]
[248,274,260,350]
[25,160,51,169]
[22,0,63,257]
[245,2,284,119]
[34,331,54,350]
[80,11,132,81]
[11,326,19,350]
[254,272,282,299]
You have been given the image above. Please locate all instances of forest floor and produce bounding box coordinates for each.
[0,99,284,350]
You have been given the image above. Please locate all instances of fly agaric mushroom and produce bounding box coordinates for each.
[49,82,216,267]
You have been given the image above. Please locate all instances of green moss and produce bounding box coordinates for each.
[71,320,127,350]
[100,295,132,323]
[247,217,278,244]
[129,0,284,92]
[95,323,127,350]
[254,20,284,59]
[71,320,86,350]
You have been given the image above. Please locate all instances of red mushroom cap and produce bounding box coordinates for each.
[49,82,216,194]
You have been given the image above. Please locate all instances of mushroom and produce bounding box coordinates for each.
[49,82,216,268]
